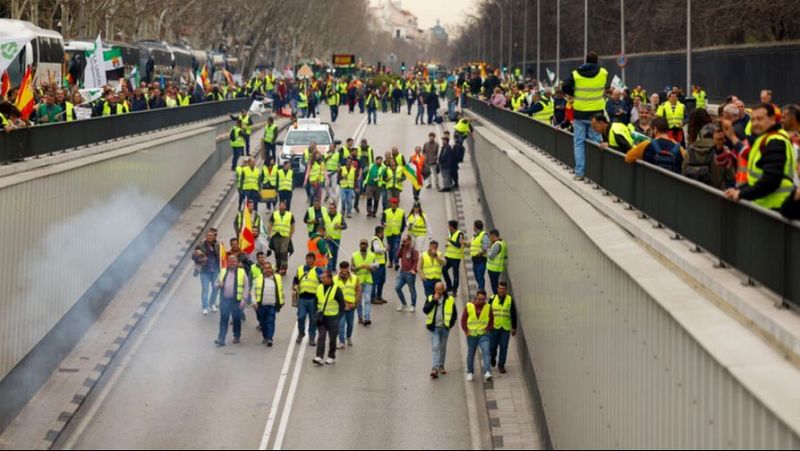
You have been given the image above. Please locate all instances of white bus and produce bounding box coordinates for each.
[0,19,64,87]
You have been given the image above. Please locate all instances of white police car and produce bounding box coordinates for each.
[275,118,340,186]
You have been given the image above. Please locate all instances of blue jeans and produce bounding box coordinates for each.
[368,108,377,124]
[448,98,457,119]
[327,239,340,272]
[338,308,355,343]
[200,271,219,310]
[218,297,243,343]
[573,118,601,177]
[359,283,373,321]
[330,105,339,122]
[395,271,418,307]
[243,132,251,156]
[371,265,386,301]
[430,327,450,368]
[489,270,501,295]
[415,105,425,124]
[466,335,491,375]
[243,189,260,213]
[297,297,317,339]
[231,146,243,170]
[341,188,354,216]
[386,235,401,266]
[472,259,486,291]
[442,258,461,293]
[257,304,277,340]
[490,329,511,369]
[423,279,439,299]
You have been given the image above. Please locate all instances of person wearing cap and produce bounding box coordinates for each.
[381,197,406,270]
[352,238,377,326]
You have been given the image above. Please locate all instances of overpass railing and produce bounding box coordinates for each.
[464,96,800,310]
[0,98,252,164]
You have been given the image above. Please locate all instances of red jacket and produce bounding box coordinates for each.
[460,302,494,335]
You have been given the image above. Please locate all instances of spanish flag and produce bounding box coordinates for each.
[219,242,228,270]
[200,65,210,91]
[238,204,256,255]
[223,69,234,87]
[15,66,35,120]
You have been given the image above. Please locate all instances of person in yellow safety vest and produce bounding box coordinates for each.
[277,160,295,210]
[522,91,555,124]
[489,281,517,374]
[563,51,609,180]
[357,139,375,168]
[370,226,388,305]
[327,89,340,123]
[306,151,325,205]
[407,202,430,251]
[264,74,274,94]
[260,156,279,211]
[262,116,279,163]
[312,270,345,365]
[631,85,648,104]
[657,91,686,144]
[250,257,284,346]
[298,91,309,118]
[334,261,361,348]
[418,240,446,299]
[383,158,405,201]
[454,116,473,142]
[293,253,323,345]
[214,254,250,346]
[724,104,797,211]
[231,110,253,156]
[177,90,191,106]
[486,229,507,294]
[362,155,385,217]
[322,202,348,272]
[324,144,342,201]
[234,198,261,236]
[509,87,525,111]
[691,85,707,110]
[352,238,378,324]
[340,158,359,218]
[337,80,348,105]
[101,95,126,116]
[470,220,491,292]
[236,157,261,211]
[366,88,379,125]
[230,119,246,171]
[268,200,295,272]
[424,281,458,379]
[591,114,634,153]
[443,219,466,295]
[304,199,325,237]
[381,197,406,269]
[461,289,494,382]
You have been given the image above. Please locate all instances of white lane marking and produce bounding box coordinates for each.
[353,115,368,143]
[271,333,309,450]
[63,193,240,450]
[258,327,298,450]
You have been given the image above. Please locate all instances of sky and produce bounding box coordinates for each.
[388,0,477,32]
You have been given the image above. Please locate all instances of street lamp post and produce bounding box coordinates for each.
[536,0,540,81]
[556,0,560,82]
[621,0,626,84]
[494,1,505,72]
[687,0,692,93]
[523,0,528,77]
[584,0,588,57]
[508,0,513,75]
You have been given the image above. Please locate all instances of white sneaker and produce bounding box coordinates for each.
[211,305,219,313]
[337,342,345,350]
[466,373,474,382]
[313,357,324,365]
[396,305,406,312]
[409,306,416,313]
[484,372,493,382]
[202,309,209,316]
[325,358,335,365]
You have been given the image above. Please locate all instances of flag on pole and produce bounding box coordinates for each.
[223,68,235,87]
[83,34,107,89]
[195,69,204,92]
[610,74,626,91]
[0,71,9,100]
[238,204,256,255]
[402,161,422,191]
[103,47,123,72]
[129,66,140,88]
[0,37,32,76]
[14,66,35,120]
[78,88,104,104]
[200,65,210,90]
[546,68,555,83]
[219,242,228,270]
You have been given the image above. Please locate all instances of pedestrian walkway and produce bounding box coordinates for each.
[442,123,545,450]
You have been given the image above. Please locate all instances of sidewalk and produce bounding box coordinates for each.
[447,133,545,450]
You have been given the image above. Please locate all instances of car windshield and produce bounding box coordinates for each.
[285,130,331,146]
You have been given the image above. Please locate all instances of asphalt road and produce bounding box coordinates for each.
[58,107,473,450]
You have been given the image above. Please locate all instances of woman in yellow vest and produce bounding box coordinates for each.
[334,261,361,348]
[460,290,494,382]
[423,281,458,379]
[489,282,516,374]
[407,203,430,251]
[312,270,345,365]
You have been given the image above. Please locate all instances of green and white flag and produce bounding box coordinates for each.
[0,36,33,75]
[546,67,555,83]
[103,47,123,71]
[129,66,140,88]
[78,88,104,104]
[83,34,107,89]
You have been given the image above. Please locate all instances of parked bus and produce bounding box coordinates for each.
[0,19,64,87]
[135,40,173,84]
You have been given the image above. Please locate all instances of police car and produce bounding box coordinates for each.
[276,118,340,186]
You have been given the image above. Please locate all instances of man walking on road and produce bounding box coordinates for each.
[563,52,608,181]
[215,255,250,347]
[419,240,446,299]
[370,226,388,306]
[424,282,457,379]
[193,229,220,315]
[438,136,455,192]
[462,289,494,382]
[487,229,507,295]
[489,282,517,374]
[422,132,440,189]
[313,270,345,365]
[252,256,284,347]
[395,234,419,313]
[443,220,466,296]
[322,202,347,272]
[277,161,294,210]
[381,197,406,270]
[334,261,360,348]
[268,201,295,273]
[470,220,490,292]
[353,239,377,327]
[294,253,323,346]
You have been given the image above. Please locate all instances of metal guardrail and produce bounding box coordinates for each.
[0,98,252,164]
[464,96,800,310]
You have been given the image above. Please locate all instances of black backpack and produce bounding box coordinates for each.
[684,143,714,185]
[649,139,682,173]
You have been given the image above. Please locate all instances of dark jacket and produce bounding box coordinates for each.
[562,63,605,120]
[425,92,440,110]
[682,136,735,190]
[483,75,500,96]
[605,98,629,124]
[131,96,148,112]
[438,143,455,169]
[423,296,458,331]
[739,124,789,203]
[148,96,166,110]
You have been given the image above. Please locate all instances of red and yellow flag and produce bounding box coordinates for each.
[223,69,234,87]
[0,71,9,100]
[238,205,255,255]
[15,66,35,120]
[219,242,228,270]
[200,65,210,91]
